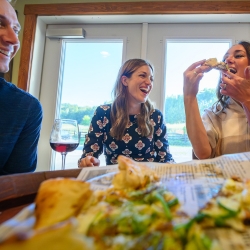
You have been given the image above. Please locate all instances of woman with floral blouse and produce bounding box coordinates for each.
[78,59,174,167]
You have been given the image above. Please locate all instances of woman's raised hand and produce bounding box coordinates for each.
[183,59,210,97]
[183,59,213,159]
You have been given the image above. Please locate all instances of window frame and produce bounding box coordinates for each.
[18,1,250,91]
[37,28,131,171]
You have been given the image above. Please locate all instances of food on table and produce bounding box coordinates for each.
[1,157,250,249]
[0,220,92,250]
[112,155,160,190]
[34,178,92,229]
[197,178,250,233]
[203,58,229,71]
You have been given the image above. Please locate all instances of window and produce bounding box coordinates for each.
[36,22,247,171]
[54,41,123,170]
[37,23,143,171]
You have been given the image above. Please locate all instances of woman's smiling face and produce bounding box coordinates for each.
[223,44,249,78]
[122,65,154,106]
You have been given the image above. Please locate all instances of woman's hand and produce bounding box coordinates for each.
[183,59,210,97]
[183,59,213,159]
[220,66,250,105]
[78,156,100,168]
[220,66,250,124]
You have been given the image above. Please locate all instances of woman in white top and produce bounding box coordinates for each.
[183,41,250,159]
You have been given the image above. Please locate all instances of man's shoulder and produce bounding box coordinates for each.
[0,78,41,107]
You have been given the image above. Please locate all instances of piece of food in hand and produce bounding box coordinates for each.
[34,178,92,230]
[203,58,229,71]
[0,220,93,250]
[112,155,160,190]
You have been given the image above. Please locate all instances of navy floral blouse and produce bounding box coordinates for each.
[79,104,174,165]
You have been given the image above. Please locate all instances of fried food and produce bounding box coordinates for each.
[203,58,228,71]
[197,178,250,233]
[34,178,92,230]
[2,159,250,249]
[0,220,93,250]
[112,155,160,190]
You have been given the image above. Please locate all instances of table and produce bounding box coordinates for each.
[0,169,81,224]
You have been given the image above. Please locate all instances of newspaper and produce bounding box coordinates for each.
[77,152,250,249]
[1,152,250,248]
[77,152,250,216]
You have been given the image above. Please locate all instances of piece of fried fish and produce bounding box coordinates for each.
[203,58,228,71]
[112,155,160,190]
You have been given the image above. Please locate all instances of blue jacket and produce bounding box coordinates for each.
[0,77,43,175]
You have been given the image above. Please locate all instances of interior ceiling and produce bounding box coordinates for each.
[40,14,250,24]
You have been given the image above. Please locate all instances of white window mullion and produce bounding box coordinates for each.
[37,38,64,171]
[141,23,148,59]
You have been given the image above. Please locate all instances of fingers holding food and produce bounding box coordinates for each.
[183,60,209,97]
[184,59,206,73]
[185,58,228,80]
[203,58,229,71]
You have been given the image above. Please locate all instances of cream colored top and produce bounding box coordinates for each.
[202,98,250,158]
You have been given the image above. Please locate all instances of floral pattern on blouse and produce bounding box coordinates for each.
[80,104,174,165]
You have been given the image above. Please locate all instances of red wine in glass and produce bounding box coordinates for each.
[50,142,79,153]
[50,119,80,170]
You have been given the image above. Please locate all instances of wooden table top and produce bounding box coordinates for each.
[0,169,82,224]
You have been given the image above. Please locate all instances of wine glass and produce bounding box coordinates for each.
[50,119,80,170]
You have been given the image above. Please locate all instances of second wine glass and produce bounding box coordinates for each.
[50,119,79,170]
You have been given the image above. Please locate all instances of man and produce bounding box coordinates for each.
[0,0,43,175]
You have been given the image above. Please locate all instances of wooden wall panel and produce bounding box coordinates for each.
[18,1,250,91]
[24,1,250,15]
[18,14,37,91]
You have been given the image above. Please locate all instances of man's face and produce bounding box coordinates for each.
[0,0,20,73]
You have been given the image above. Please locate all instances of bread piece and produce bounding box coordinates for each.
[112,155,160,190]
[34,178,92,230]
[203,58,228,71]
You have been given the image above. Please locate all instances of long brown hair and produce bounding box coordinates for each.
[214,41,250,112]
[110,59,154,140]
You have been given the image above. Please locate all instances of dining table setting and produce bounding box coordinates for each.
[0,152,250,249]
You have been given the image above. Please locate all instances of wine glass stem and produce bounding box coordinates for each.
[61,152,67,170]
